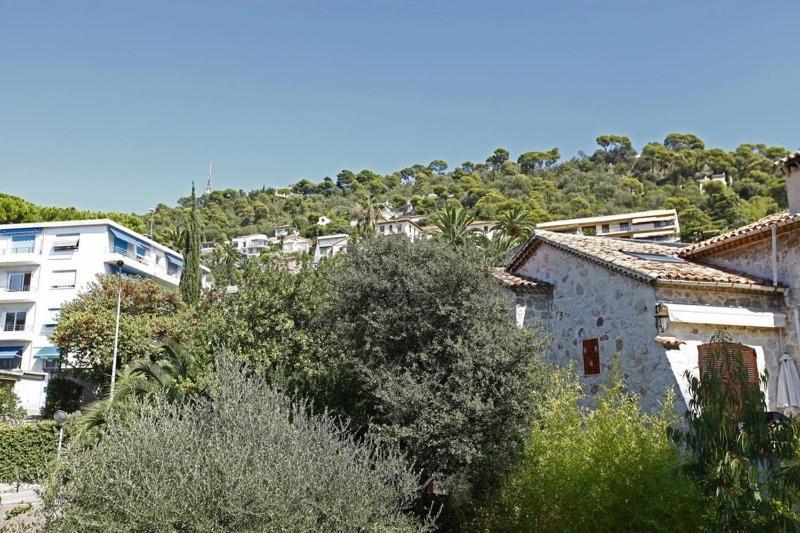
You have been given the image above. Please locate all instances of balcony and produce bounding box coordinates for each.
[0,325,34,343]
[0,246,42,266]
[106,249,181,287]
[0,286,37,303]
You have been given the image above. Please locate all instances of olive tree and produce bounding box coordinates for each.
[44,354,433,532]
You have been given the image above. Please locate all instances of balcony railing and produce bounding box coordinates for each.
[3,285,31,293]
[0,246,41,256]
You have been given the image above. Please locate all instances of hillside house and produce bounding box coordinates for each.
[231,234,275,256]
[275,225,298,238]
[282,235,311,255]
[468,220,497,239]
[376,218,424,240]
[311,234,349,265]
[536,209,680,242]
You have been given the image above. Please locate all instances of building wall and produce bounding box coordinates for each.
[0,221,185,415]
[516,244,680,413]
[514,243,791,414]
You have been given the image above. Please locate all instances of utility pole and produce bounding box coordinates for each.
[205,161,213,195]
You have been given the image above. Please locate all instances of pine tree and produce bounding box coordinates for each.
[179,183,202,304]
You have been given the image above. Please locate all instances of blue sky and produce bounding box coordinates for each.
[1,1,798,213]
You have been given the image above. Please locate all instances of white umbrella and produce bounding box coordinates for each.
[777,353,800,416]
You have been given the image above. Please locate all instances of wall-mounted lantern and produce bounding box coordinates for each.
[655,303,670,334]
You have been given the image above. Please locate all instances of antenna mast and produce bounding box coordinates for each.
[205,161,213,195]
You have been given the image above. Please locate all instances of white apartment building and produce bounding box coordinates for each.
[376,218,424,240]
[231,234,275,256]
[535,209,681,242]
[0,219,200,416]
[282,235,312,254]
[311,234,349,265]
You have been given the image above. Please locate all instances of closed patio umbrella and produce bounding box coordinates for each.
[777,353,800,416]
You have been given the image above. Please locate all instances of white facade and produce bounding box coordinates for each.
[282,235,311,254]
[467,220,497,239]
[0,219,193,416]
[231,234,275,256]
[312,234,349,265]
[376,218,423,240]
[536,209,680,242]
[317,216,332,226]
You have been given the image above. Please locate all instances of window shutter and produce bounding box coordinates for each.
[583,339,600,375]
[50,270,76,289]
[698,342,758,385]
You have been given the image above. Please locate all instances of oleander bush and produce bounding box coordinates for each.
[475,367,706,532]
[0,420,58,483]
[43,354,434,532]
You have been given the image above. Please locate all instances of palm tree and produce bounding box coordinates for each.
[351,196,381,239]
[74,342,199,443]
[210,241,244,285]
[495,207,535,240]
[432,205,475,246]
[474,233,520,267]
[162,227,187,252]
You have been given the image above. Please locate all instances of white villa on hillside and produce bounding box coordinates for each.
[468,220,497,239]
[0,219,201,415]
[311,234,348,265]
[275,225,298,238]
[497,154,800,416]
[282,235,312,254]
[536,209,680,242]
[376,218,424,240]
[231,234,275,256]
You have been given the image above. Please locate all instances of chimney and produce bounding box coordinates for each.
[780,152,800,214]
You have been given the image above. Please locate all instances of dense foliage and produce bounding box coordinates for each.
[136,134,790,246]
[477,367,705,532]
[0,386,26,423]
[52,275,194,385]
[0,421,57,483]
[40,377,83,420]
[44,355,433,532]
[0,192,145,232]
[318,237,550,523]
[671,333,800,529]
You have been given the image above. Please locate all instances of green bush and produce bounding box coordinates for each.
[477,367,706,532]
[0,421,57,483]
[0,386,25,423]
[43,354,434,532]
[40,377,83,420]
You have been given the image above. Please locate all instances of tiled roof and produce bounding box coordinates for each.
[491,268,551,292]
[678,211,800,258]
[508,230,782,292]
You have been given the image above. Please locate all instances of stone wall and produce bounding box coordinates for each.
[516,244,680,412]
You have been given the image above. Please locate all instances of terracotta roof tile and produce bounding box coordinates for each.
[678,211,800,258]
[491,268,551,291]
[508,230,782,292]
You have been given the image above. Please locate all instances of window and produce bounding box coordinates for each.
[653,220,670,228]
[52,234,80,252]
[113,237,129,256]
[6,272,31,292]
[0,357,20,371]
[582,338,600,375]
[167,261,179,276]
[4,311,26,332]
[619,222,631,232]
[43,358,60,372]
[601,224,610,233]
[625,252,685,263]
[50,270,77,289]
[10,234,35,254]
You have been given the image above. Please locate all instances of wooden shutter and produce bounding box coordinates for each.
[698,342,758,385]
[583,339,600,375]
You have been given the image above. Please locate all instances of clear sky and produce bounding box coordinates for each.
[1,1,798,213]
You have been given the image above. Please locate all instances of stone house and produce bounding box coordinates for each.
[499,153,800,414]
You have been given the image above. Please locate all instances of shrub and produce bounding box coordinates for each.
[43,354,434,532]
[0,386,25,423]
[477,367,706,532]
[40,377,83,420]
[0,421,57,483]
[318,238,550,511]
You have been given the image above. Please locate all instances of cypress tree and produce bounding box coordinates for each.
[179,183,202,304]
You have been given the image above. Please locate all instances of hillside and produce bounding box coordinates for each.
[2,133,793,248]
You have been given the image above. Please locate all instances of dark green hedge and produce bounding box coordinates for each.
[0,421,58,483]
[41,377,83,420]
